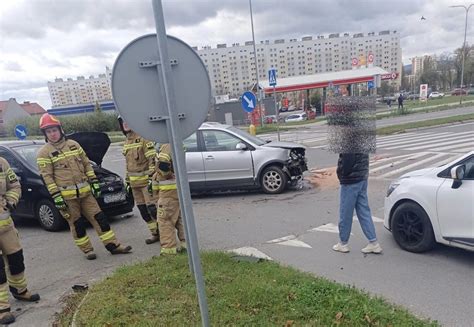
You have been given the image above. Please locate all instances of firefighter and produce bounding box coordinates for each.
[0,157,39,325]
[118,117,159,244]
[36,113,132,260]
[153,144,186,255]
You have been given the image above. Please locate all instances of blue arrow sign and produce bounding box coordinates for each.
[14,125,28,140]
[241,91,256,113]
[268,68,277,87]
[367,80,375,89]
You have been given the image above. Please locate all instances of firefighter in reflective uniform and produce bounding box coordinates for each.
[118,117,159,244]
[36,114,132,260]
[0,157,39,325]
[153,144,186,255]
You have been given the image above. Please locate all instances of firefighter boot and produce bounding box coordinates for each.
[177,241,187,254]
[85,251,97,260]
[145,233,160,245]
[107,244,133,255]
[0,311,15,325]
[12,289,40,302]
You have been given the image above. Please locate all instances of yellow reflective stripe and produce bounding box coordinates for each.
[5,191,19,201]
[37,158,52,164]
[158,153,171,161]
[123,143,142,150]
[60,184,91,197]
[86,171,95,177]
[158,184,177,190]
[47,184,58,192]
[75,236,90,246]
[8,276,26,288]
[129,175,148,181]
[152,185,160,191]
[0,290,8,301]
[145,150,156,158]
[0,217,13,227]
[99,230,115,242]
[0,173,5,178]
[160,247,177,255]
[147,221,157,231]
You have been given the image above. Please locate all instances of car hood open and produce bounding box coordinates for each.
[262,141,305,150]
[66,132,111,166]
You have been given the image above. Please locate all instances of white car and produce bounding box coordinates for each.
[428,92,444,99]
[285,113,307,123]
[384,151,473,253]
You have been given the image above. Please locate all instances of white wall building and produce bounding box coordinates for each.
[195,30,402,97]
[47,67,113,108]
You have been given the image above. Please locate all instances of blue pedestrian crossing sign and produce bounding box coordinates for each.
[14,125,28,140]
[268,68,277,87]
[367,80,375,89]
[241,91,256,113]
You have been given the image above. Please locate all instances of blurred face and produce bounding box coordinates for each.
[45,126,61,143]
[122,121,131,132]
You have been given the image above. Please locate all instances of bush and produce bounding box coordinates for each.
[6,112,120,137]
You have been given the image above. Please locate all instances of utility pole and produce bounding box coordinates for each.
[249,0,264,126]
[450,4,473,104]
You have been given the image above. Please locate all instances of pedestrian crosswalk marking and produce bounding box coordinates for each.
[266,235,312,248]
[376,153,448,179]
[377,132,454,147]
[433,142,474,152]
[404,136,473,151]
[369,153,416,167]
[370,152,427,173]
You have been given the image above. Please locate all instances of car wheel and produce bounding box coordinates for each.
[36,199,67,232]
[391,202,435,253]
[261,165,288,194]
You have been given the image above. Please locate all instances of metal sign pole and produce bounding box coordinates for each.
[249,0,264,127]
[151,1,209,326]
[273,86,280,141]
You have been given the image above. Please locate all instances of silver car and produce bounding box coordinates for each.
[183,122,308,194]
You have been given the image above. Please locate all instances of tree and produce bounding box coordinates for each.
[379,81,393,96]
[309,91,322,111]
[454,44,473,87]
[94,101,102,112]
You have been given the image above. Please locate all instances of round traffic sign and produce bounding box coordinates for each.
[112,34,211,143]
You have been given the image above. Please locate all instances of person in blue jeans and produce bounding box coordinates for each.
[333,153,382,254]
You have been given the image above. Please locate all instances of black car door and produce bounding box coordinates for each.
[0,148,32,216]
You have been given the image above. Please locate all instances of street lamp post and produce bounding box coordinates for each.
[450,4,473,105]
[249,0,264,127]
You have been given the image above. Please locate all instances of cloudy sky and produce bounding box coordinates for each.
[1,0,472,108]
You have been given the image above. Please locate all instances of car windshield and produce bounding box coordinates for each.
[12,144,43,169]
[226,126,266,146]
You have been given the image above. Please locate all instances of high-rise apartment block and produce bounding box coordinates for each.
[195,30,402,97]
[47,67,112,108]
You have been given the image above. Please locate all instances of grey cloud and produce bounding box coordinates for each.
[3,61,23,72]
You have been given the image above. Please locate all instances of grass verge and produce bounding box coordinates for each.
[57,252,437,326]
[377,113,474,135]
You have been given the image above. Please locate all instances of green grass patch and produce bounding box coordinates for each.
[60,252,437,326]
[255,125,290,134]
[377,113,474,135]
[403,95,474,110]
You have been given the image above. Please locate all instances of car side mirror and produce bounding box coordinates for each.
[450,165,465,189]
[236,143,247,151]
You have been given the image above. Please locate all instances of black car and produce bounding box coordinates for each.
[0,132,133,231]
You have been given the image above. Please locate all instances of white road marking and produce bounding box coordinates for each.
[277,239,312,248]
[433,142,474,152]
[228,247,273,260]
[404,136,474,151]
[378,132,466,147]
[370,152,427,173]
[353,216,384,223]
[309,223,340,234]
[266,235,296,243]
[377,153,448,179]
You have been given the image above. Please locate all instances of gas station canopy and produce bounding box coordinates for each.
[260,66,392,94]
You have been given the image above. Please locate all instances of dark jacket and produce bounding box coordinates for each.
[336,153,369,184]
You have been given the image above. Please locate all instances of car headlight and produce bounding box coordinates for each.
[386,183,400,197]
